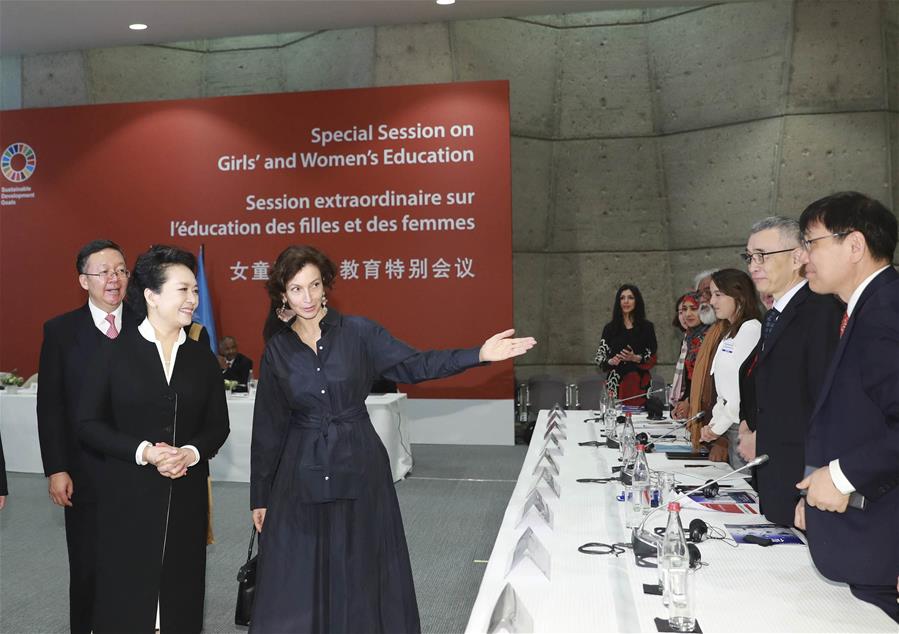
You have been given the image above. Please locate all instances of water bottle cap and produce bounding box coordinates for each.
[667,502,681,512]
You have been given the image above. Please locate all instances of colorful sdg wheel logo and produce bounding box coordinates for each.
[1,143,37,183]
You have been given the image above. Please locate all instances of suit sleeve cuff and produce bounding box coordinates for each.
[829,459,856,494]
[136,441,152,466]
[182,445,200,467]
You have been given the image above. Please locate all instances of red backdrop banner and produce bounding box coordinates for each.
[0,81,513,398]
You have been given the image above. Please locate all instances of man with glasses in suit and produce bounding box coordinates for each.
[37,239,138,634]
[794,192,898,621]
[738,217,842,527]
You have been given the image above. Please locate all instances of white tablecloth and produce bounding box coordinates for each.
[465,410,895,633]
[0,389,413,484]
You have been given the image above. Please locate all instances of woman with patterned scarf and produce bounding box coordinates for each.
[669,292,711,419]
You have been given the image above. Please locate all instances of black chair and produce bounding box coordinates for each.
[526,375,567,414]
[575,375,606,411]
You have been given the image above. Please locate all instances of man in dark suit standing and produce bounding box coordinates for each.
[218,335,253,384]
[794,192,898,621]
[37,239,137,633]
[738,217,842,526]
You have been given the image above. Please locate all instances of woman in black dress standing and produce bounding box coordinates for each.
[594,284,658,406]
[77,245,230,633]
[249,245,535,633]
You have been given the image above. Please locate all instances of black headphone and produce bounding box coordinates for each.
[635,432,649,445]
[675,479,719,499]
[688,519,709,543]
[687,543,702,568]
[651,526,704,567]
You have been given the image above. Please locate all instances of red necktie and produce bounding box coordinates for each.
[105,313,119,339]
[839,312,849,338]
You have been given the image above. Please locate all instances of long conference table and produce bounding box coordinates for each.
[465,409,895,633]
[0,389,413,483]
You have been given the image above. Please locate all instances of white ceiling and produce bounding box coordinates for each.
[0,0,716,57]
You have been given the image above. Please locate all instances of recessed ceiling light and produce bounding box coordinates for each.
[436,0,455,5]
[129,23,148,31]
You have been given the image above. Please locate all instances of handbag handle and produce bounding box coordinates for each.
[245,525,257,563]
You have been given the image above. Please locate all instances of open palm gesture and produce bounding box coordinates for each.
[479,329,537,362]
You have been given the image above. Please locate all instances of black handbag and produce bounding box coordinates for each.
[235,526,258,626]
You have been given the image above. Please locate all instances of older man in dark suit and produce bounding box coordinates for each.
[37,239,137,634]
[218,335,253,385]
[794,192,898,621]
[738,217,842,526]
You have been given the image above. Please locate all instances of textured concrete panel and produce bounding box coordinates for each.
[558,23,654,137]
[205,48,283,97]
[207,34,283,51]
[374,23,452,87]
[513,254,549,365]
[889,113,899,217]
[552,137,667,251]
[540,252,676,366]
[0,55,22,110]
[774,112,891,216]
[22,52,88,108]
[664,118,781,249]
[88,46,204,104]
[886,4,899,112]
[644,7,709,22]
[787,0,884,113]
[563,10,645,27]
[159,40,208,52]
[514,15,566,28]
[511,137,552,251]
[648,1,792,133]
[452,19,559,137]
[281,28,375,92]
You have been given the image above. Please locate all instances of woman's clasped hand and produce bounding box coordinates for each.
[144,442,194,479]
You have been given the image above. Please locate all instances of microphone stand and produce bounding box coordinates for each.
[646,411,704,450]
[615,385,667,405]
[631,454,770,555]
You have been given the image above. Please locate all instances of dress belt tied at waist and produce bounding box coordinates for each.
[286,404,370,503]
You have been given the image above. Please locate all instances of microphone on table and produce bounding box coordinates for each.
[631,454,769,555]
[644,411,704,450]
[615,385,667,405]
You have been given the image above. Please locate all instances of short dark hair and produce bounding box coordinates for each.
[126,245,197,319]
[266,245,337,305]
[76,239,124,273]
[711,268,763,337]
[799,191,897,263]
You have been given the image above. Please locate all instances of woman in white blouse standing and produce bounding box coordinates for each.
[700,268,762,468]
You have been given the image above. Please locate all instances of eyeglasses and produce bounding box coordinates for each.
[82,268,130,280]
[739,247,798,265]
[799,231,851,251]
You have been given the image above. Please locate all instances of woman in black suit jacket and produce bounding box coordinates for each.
[77,245,230,634]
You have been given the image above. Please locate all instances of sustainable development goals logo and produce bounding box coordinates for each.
[1,142,37,183]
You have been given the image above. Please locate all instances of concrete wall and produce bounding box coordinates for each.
[2,0,897,388]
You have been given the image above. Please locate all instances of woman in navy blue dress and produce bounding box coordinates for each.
[249,245,535,633]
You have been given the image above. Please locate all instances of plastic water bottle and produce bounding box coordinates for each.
[659,502,689,606]
[627,444,651,528]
